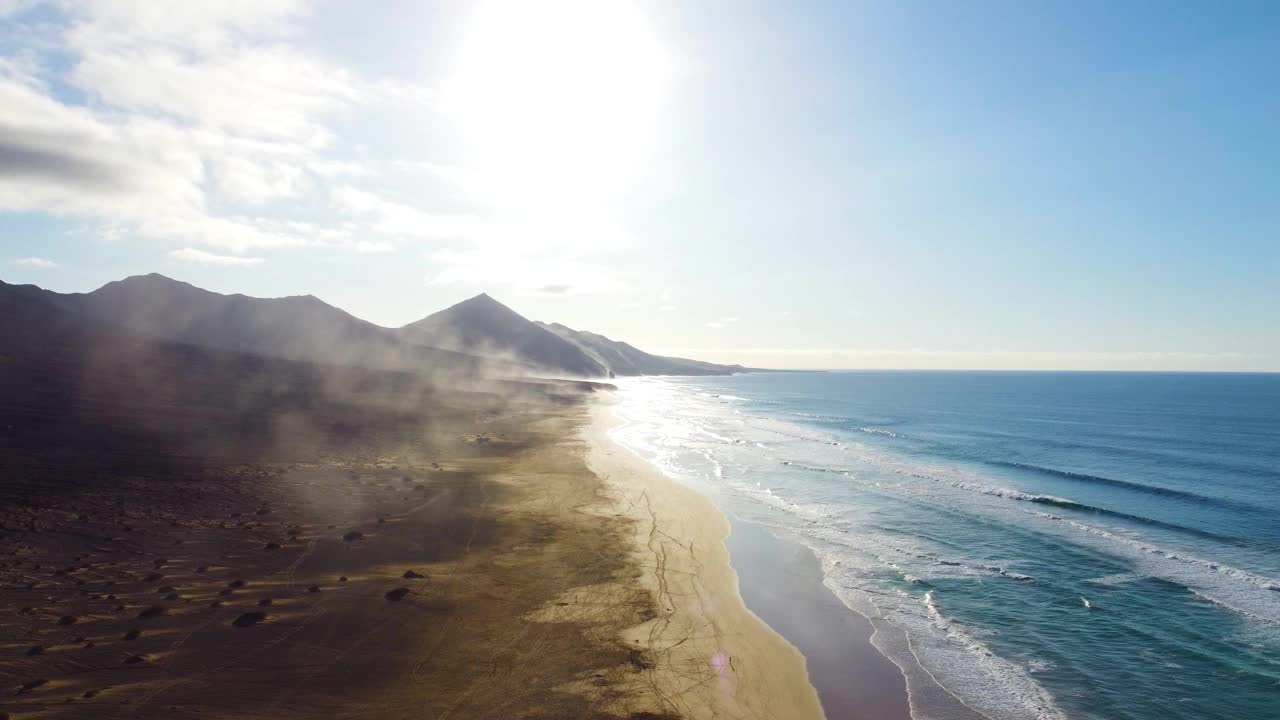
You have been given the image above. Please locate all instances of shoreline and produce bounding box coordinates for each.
[725,519,913,720]
[588,391,917,720]
[584,398,827,720]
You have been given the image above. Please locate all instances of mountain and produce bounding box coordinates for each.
[82,273,388,357]
[7,274,517,378]
[3,274,751,379]
[537,322,747,376]
[397,293,607,377]
[398,293,751,378]
[0,278,102,349]
[0,278,605,479]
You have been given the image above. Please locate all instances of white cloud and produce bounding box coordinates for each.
[332,185,481,239]
[14,255,56,267]
[0,74,203,217]
[353,240,394,254]
[705,317,738,328]
[0,0,432,257]
[309,159,373,178]
[209,151,311,205]
[0,1,637,294]
[658,304,677,312]
[170,247,264,266]
[393,160,483,191]
[427,248,619,296]
[69,43,360,144]
[61,0,307,48]
[0,1,41,19]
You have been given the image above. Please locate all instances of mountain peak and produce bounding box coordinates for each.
[432,292,526,323]
[459,292,501,307]
[95,273,203,297]
[120,272,183,286]
[398,292,605,377]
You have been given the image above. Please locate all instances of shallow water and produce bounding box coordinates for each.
[726,517,912,720]
[609,371,1280,720]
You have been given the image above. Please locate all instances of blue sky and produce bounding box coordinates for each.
[1,1,1277,370]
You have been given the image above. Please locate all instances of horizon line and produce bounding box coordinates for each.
[744,368,1280,375]
[8,273,1275,374]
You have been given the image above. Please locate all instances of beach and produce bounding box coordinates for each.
[725,520,912,720]
[0,360,831,719]
[0,382,648,718]
[585,400,827,720]
[590,393,918,720]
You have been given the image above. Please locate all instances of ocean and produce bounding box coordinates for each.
[607,371,1280,720]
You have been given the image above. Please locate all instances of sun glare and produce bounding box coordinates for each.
[447,0,668,207]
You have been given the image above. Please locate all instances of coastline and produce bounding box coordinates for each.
[1,382,731,718]
[725,519,913,720]
[584,398,827,720]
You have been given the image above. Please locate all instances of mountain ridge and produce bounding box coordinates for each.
[2,274,751,379]
[397,293,606,377]
[536,321,747,377]
[0,275,520,378]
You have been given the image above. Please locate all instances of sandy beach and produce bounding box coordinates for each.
[726,521,912,720]
[0,336,825,720]
[584,400,826,720]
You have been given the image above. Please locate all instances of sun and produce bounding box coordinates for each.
[446,0,668,208]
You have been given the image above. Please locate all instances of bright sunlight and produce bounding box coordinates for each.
[445,0,668,208]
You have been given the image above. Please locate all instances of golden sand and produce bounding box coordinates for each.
[585,399,826,720]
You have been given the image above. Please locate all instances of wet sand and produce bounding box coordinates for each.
[589,394,916,720]
[585,401,826,720]
[726,520,912,720]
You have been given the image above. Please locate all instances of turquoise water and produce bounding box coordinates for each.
[609,371,1280,720]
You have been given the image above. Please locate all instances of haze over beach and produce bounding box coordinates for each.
[2,2,1279,720]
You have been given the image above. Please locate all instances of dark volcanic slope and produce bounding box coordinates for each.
[397,293,606,378]
[538,322,747,377]
[84,273,389,356]
[0,280,595,478]
[6,275,514,377]
[0,280,450,475]
[4,275,750,379]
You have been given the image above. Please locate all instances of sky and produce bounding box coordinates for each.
[1,0,1277,371]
